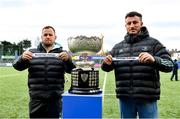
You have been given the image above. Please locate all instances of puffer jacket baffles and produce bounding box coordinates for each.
[101,26,173,100]
[13,43,75,99]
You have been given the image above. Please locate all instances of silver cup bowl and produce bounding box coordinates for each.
[67,35,103,55]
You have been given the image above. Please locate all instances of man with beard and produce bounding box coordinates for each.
[101,11,173,118]
[13,26,75,118]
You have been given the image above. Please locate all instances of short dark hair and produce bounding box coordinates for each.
[42,25,56,33]
[125,11,142,21]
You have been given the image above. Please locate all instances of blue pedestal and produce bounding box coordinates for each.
[62,92,102,118]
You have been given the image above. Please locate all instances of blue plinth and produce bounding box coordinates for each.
[62,91,102,118]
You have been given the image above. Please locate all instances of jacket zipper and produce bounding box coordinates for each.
[129,44,133,96]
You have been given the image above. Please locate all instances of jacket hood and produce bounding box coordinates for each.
[124,26,149,44]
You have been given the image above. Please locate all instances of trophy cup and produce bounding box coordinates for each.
[67,35,103,94]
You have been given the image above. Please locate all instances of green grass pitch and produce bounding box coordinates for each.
[0,67,180,118]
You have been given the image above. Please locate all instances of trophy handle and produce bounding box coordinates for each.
[96,34,105,56]
[99,34,104,49]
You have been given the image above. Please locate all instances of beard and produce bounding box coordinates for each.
[44,43,52,47]
[43,40,54,47]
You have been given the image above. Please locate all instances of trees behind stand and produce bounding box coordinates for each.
[0,39,31,56]
[0,39,31,63]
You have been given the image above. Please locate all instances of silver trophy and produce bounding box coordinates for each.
[67,35,103,94]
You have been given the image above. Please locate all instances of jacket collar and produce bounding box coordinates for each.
[37,43,62,52]
[124,26,149,44]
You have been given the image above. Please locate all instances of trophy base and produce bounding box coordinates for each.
[68,87,102,94]
[69,68,101,95]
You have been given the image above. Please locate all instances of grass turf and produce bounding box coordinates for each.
[0,67,180,118]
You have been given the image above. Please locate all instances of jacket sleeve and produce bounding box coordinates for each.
[101,63,114,72]
[62,51,76,73]
[13,56,29,71]
[153,41,173,72]
[63,59,76,73]
[101,49,114,72]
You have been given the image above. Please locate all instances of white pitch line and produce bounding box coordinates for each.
[102,72,108,104]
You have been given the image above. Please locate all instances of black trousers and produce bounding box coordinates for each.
[29,97,62,118]
[170,70,178,81]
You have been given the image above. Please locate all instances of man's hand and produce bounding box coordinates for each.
[102,55,113,65]
[139,52,155,63]
[22,51,33,60]
[59,52,70,61]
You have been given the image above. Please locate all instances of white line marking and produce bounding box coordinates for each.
[102,72,108,104]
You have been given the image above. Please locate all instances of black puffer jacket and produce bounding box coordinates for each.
[102,27,173,100]
[13,43,75,99]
